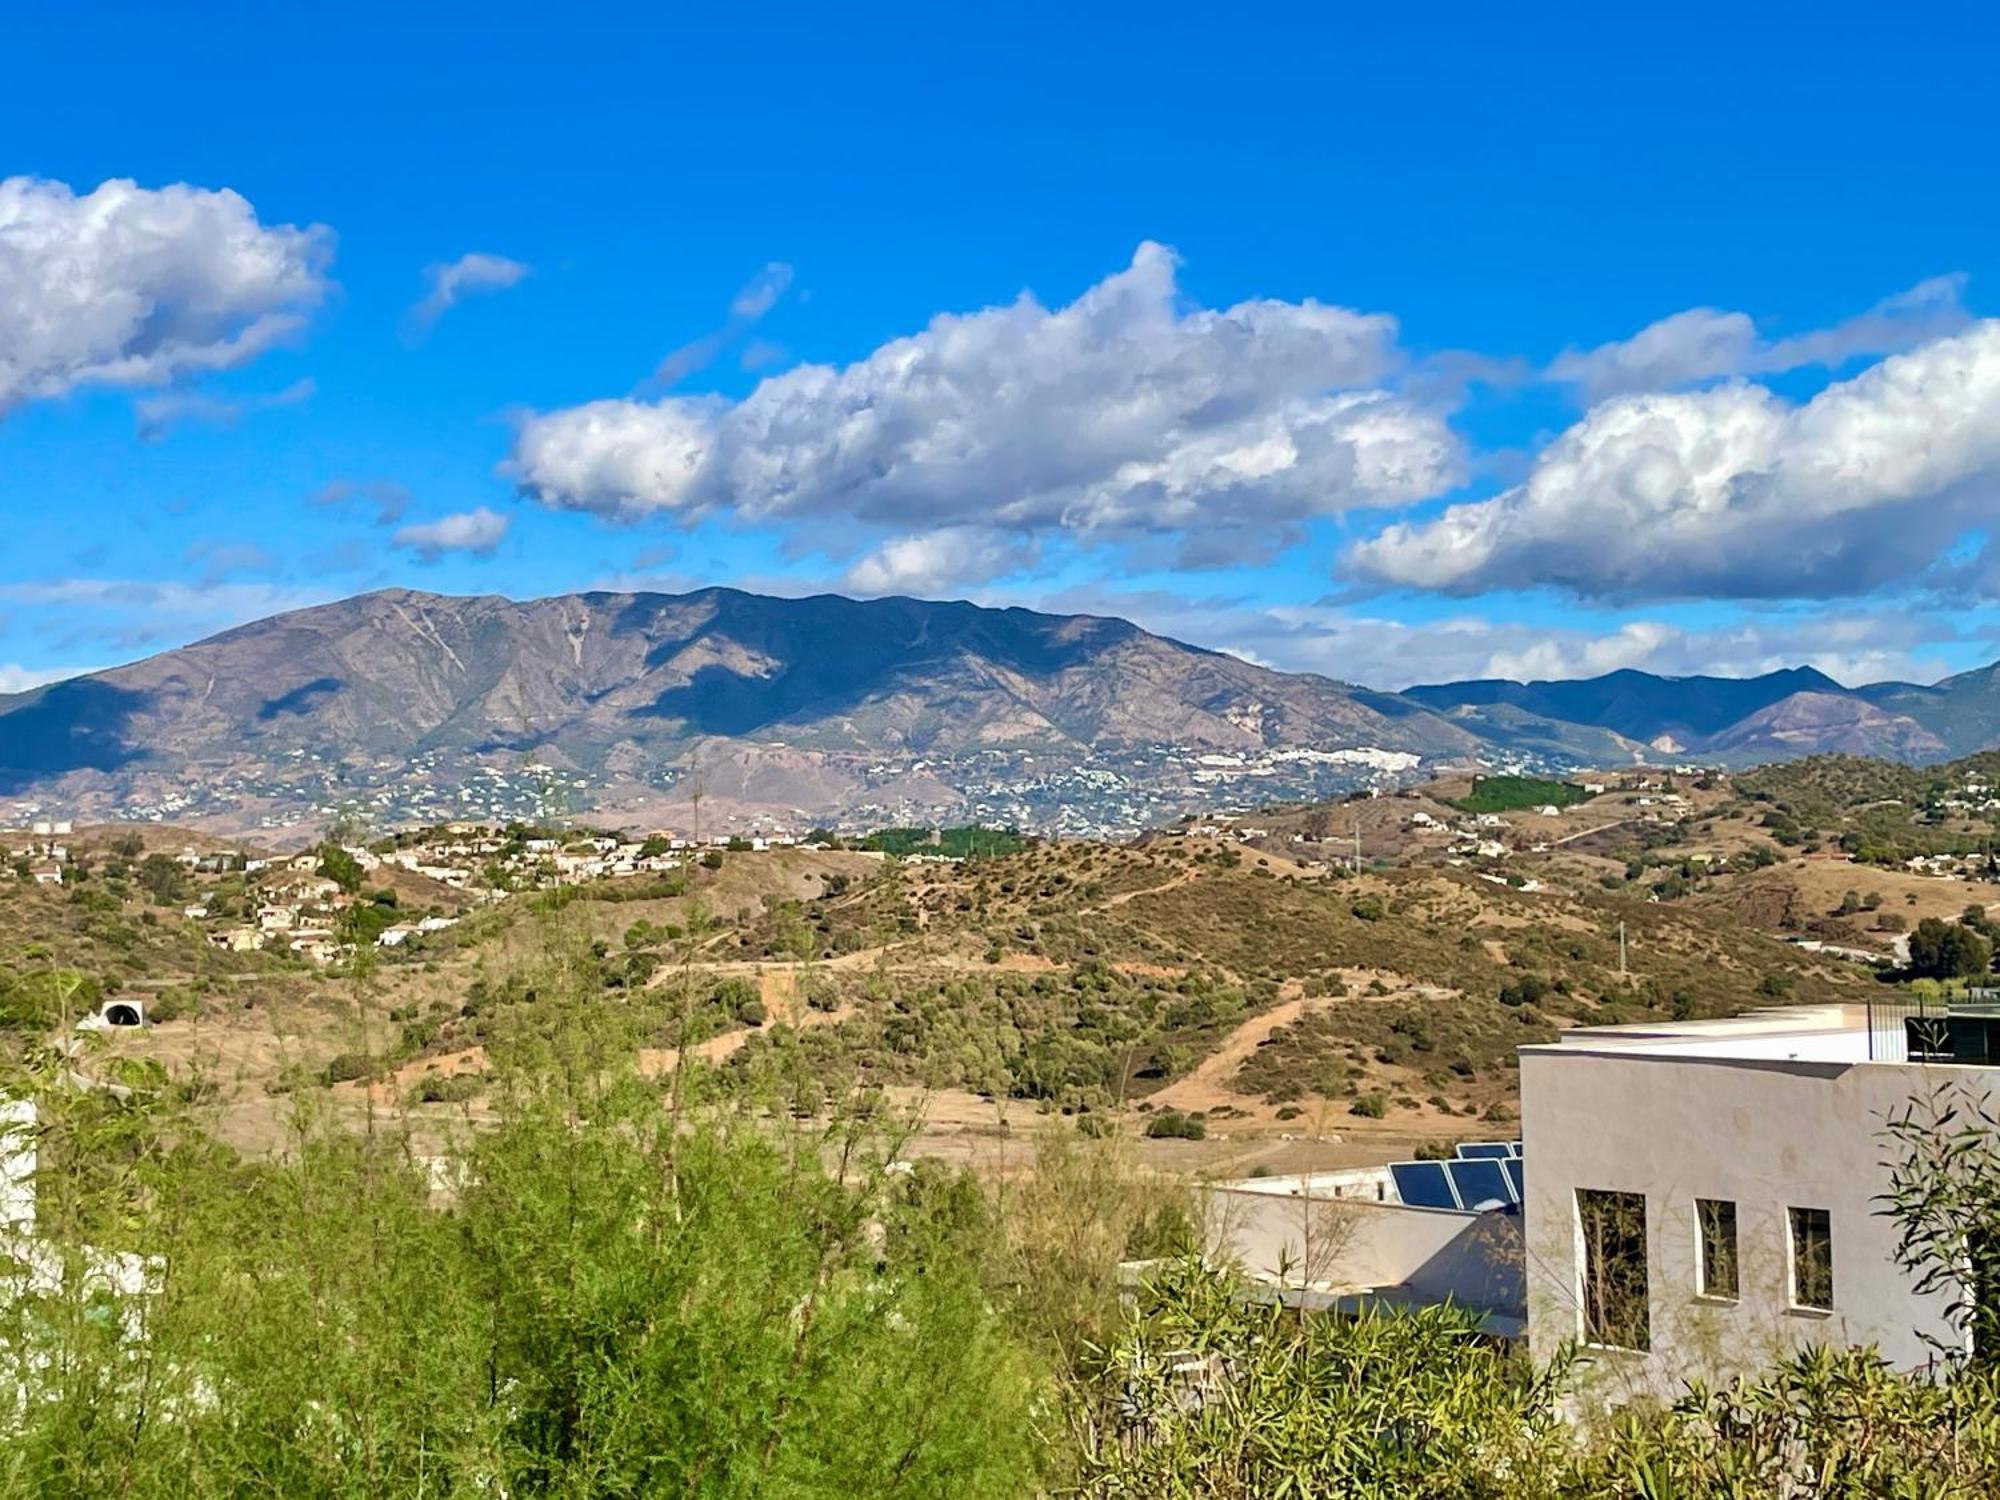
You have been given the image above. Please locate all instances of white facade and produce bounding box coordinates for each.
[1205,1166,1525,1335]
[1520,1004,1984,1406]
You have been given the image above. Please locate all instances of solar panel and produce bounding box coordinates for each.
[1446,1158,1513,1211]
[1455,1142,1516,1160]
[1501,1158,1525,1201]
[1389,1160,1461,1211]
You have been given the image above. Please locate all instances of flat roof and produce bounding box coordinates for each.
[1523,1003,1874,1065]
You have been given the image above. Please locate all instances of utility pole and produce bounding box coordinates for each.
[1353,822,1363,874]
[1619,920,1628,979]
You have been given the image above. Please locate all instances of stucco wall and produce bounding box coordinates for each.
[1519,1047,1987,1406]
[1207,1184,1523,1317]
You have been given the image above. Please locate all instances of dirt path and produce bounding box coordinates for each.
[1146,983,1313,1114]
[1093,865,1199,911]
[639,965,860,1077]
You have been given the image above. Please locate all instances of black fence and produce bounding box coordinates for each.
[1867,993,2000,1064]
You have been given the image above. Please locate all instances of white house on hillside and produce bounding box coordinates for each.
[1519,1003,1994,1406]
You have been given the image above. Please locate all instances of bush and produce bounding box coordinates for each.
[1143,1110,1207,1140]
[1349,1093,1388,1119]
[404,1072,484,1106]
[321,1051,373,1085]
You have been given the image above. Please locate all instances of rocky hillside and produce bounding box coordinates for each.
[0,589,1480,833]
[7,587,2000,835]
[1410,665,2000,764]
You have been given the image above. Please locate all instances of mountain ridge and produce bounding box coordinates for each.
[2,586,1995,833]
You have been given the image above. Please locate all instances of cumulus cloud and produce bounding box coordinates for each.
[405,252,530,337]
[391,507,511,561]
[842,527,1037,597]
[1347,319,2000,601]
[510,243,1459,559]
[134,376,314,441]
[1548,275,1967,401]
[0,176,330,416]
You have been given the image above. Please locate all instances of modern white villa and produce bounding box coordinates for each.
[1202,1153,1526,1334]
[1519,1000,1996,1404]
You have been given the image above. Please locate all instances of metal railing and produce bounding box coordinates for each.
[1867,994,2000,1063]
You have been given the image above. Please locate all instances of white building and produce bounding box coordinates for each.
[1203,1156,1525,1336]
[1520,1003,1989,1407]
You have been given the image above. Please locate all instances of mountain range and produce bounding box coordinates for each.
[1,587,1996,836]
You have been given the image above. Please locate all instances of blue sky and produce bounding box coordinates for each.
[4,1,2000,692]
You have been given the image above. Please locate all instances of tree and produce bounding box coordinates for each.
[135,853,189,905]
[316,842,364,894]
[1909,917,1993,980]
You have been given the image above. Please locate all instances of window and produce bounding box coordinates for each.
[1696,1198,1739,1300]
[1973,1228,2000,1367]
[1789,1206,1834,1311]
[1578,1189,1650,1351]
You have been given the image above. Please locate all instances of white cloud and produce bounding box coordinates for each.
[391,507,511,561]
[1348,319,2000,601]
[511,243,1459,552]
[134,376,314,441]
[650,261,796,387]
[0,176,330,415]
[405,252,529,337]
[729,261,794,321]
[842,528,1036,596]
[1548,275,1966,401]
[0,578,337,655]
[1006,584,1961,690]
[0,663,92,695]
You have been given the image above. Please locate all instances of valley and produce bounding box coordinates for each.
[22,752,1989,1176]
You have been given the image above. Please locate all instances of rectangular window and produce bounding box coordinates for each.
[1789,1206,1834,1311]
[1696,1198,1739,1300]
[1578,1188,1650,1351]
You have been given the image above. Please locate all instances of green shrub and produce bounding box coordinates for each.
[1143,1110,1206,1140]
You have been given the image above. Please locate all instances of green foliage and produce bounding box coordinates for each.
[336,900,399,946]
[315,843,365,894]
[1909,916,1993,980]
[1069,1257,2000,1498]
[1066,1258,1575,1497]
[863,826,1027,858]
[0,1021,1041,1497]
[1881,1082,2000,1367]
[1141,1109,1205,1140]
[1448,775,1591,814]
[0,968,99,1031]
[134,853,188,905]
